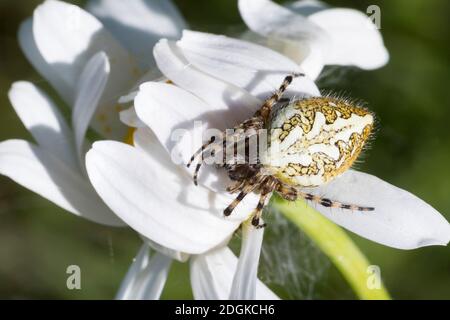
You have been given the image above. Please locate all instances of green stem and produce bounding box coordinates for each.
[272,195,391,300]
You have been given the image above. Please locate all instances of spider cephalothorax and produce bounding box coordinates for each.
[188,73,375,228]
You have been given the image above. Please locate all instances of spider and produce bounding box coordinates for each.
[188,73,375,228]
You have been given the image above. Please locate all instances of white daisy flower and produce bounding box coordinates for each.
[0,52,123,226]
[238,0,389,79]
[86,30,449,300]
[0,0,189,290]
[1,0,187,217]
[18,0,187,139]
[1,0,187,221]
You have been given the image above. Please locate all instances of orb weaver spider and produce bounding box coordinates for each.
[188,73,374,228]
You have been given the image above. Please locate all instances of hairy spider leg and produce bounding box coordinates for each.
[192,145,221,186]
[276,182,374,212]
[223,182,258,216]
[255,72,305,122]
[189,117,264,185]
[251,191,271,228]
[226,179,246,193]
[187,136,217,169]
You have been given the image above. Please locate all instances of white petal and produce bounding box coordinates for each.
[134,131,245,236]
[116,243,172,300]
[132,70,258,199]
[86,140,252,254]
[134,83,258,199]
[153,39,260,113]
[33,0,139,138]
[72,51,110,166]
[308,8,389,69]
[190,246,279,300]
[135,126,259,223]
[117,69,164,110]
[178,30,320,99]
[118,91,138,104]
[115,242,151,299]
[86,0,187,70]
[135,82,246,162]
[239,1,388,74]
[238,0,323,41]
[287,0,327,16]
[32,0,135,94]
[0,139,124,226]
[238,0,328,79]
[141,236,190,263]
[8,81,78,170]
[230,223,265,300]
[18,19,72,104]
[290,41,324,80]
[134,82,234,191]
[304,170,450,249]
[138,252,172,300]
[119,107,146,128]
[241,30,325,80]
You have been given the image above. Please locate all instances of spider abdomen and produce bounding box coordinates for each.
[263,97,374,187]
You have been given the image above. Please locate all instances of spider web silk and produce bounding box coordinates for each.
[257,204,330,300]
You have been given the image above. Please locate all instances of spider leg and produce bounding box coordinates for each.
[189,117,265,185]
[255,72,305,121]
[223,183,257,217]
[300,192,375,212]
[193,143,224,185]
[192,131,243,185]
[187,136,217,168]
[276,183,299,201]
[192,163,202,186]
[188,119,258,170]
[251,191,271,229]
[226,179,246,193]
[276,182,374,212]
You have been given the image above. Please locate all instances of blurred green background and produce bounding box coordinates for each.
[0,0,449,299]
